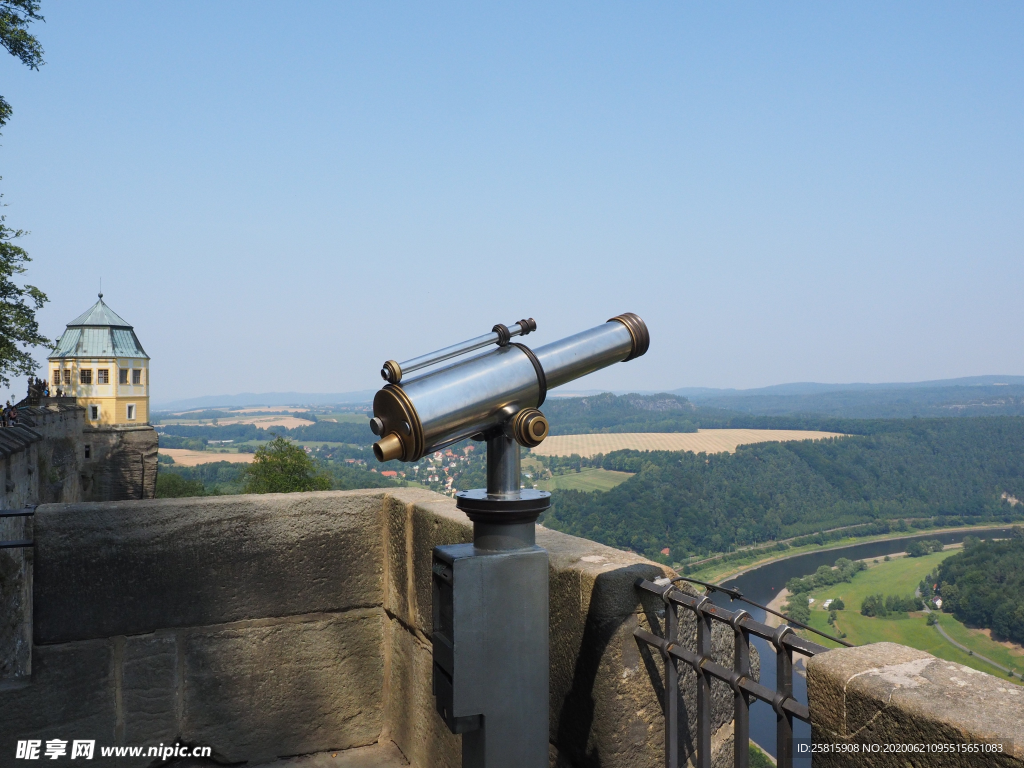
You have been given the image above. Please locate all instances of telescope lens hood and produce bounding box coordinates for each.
[609,313,650,361]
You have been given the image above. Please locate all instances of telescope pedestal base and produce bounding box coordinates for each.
[433,486,550,768]
[455,488,551,524]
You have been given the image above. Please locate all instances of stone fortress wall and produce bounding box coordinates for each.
[1,401,157,686]
[0,488,753,768]
[1,487,1021,767]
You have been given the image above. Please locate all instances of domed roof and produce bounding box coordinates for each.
[49,294,149,360]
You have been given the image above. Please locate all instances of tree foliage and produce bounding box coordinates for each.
[155,472,206,499]
[0,219,47,386]
[936,529,1024,645]
[860,593,923,617]
[0,0,46,388]
[906,539,944,557]
[542,418,1024,561]
[0,0,44,130]
[242,436,332,494]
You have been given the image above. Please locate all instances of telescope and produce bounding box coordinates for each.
[369,313,649,768]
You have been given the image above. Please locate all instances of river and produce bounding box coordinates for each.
[706,527,1014,765]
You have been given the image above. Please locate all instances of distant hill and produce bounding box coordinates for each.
[673,376,1024,419]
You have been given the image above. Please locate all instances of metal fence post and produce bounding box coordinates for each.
[773,625,794,768]
[695,597,712,768]
[662,586,679,768]
[730,611,751,768]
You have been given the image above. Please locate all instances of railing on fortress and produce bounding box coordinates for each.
[635,577,852,768]
[0,507,35,549]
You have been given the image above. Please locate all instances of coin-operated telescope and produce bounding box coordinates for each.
[370,313,649,768]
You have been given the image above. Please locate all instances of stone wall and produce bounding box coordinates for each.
[0,488,744,767]
[808,642,1024,766]
[81,425,158,502]
[1,404,85,682]
[0,403,85,511]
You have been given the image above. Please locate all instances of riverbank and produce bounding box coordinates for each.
[796,548,1024,683]
[701,523,1012,585]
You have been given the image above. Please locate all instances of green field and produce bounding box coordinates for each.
[536,468,634,492]
[802,550,1024,682]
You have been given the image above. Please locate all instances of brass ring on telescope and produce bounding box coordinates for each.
[608,313,650,361]
[372,384,425,461]
[510,408,549,448]
[510,342,547,407]
[381,360,402,384]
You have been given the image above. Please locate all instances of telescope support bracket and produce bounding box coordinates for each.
[434,430,550,767]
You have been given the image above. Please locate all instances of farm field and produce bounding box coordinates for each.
[530,428,845,458]
[801,549,1024,681]
[536,468,634,492]
[161,413,315,429]
[159,449,254,467]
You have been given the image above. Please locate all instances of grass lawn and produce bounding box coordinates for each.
[536,468,634,492]
[801,550,1024,683]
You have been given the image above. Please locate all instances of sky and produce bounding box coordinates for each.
[2,2,1022,405]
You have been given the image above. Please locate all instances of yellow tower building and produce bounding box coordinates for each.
[48,293,151,426]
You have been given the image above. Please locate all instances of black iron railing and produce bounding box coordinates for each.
[0,507,35,549]
[635,576,846,768]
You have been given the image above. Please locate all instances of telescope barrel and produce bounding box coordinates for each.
[381,318,537,384]
[372,313,648,462]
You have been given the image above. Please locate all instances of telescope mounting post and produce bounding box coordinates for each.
[430,419,551,768]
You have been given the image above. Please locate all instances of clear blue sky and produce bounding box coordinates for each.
[3,2,1022,404]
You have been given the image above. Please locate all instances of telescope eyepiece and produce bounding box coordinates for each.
[373,433,404,462]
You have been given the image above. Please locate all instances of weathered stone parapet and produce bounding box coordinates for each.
[382,488,745,768]
[33,491,386,643]
[808,642,1024,767]
[2,488,748,767]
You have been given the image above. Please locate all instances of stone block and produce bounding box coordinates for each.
[0,639,116,759]
[181,611,385,764]
[123,632,179,748]
[808,642,1024,767]
[383,617,460,768]
[381,489,454,631]
[34,491,386,643]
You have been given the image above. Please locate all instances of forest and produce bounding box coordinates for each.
[541,417,1024,562]
[936,530,1024,646]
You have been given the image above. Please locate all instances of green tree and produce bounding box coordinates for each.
[242,436,332,494]
[0,0,44,130]
[155,473,206,499]
[0,1,47,388]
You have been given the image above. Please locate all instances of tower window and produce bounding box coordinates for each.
[119,369,128,384]
[126,404,136,420]
[84,445,91,459]
[132,369,142,385]
[62,370,71,385]
[97,369,109,384]
[53,369,60,384]
[80,370,93,385]
[89,405,99,420]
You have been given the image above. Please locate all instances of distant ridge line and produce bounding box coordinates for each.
[152,375,1024,412]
